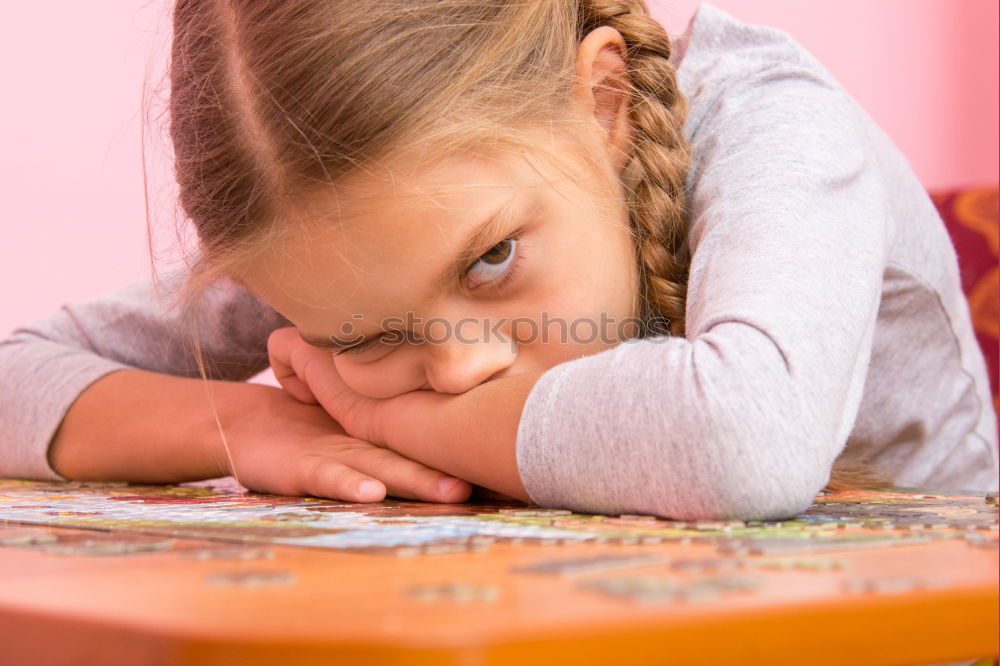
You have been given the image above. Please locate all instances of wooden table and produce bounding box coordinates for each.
[0,478,996,666]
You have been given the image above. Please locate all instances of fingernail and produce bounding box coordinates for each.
[358,480,383,500]
[438,478,459,497]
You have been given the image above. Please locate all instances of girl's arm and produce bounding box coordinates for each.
[376,372,536,503]
[285,50,892,520]
[485,70,887,519]
[48,369,264,482]
[46,369,468,502]
[0,269,283,480]
[1,271,469,502]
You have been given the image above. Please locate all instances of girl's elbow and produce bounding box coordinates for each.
[666,410,832,520]
[714,481,818,521]
[708,430,833,521]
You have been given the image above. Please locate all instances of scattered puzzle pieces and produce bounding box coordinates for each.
[182,548,276,561]
[716,535,933,556]
[0,529,176,557]
[842,576,950,594]
[0,479,994,665]
[205,570,297,587]
[512,554,668,577]
[0,479,995,564]
[42,539,176,557]
[405,583,500,603]
[582,575,762,604]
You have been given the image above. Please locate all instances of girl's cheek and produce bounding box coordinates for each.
[333,350,426,399]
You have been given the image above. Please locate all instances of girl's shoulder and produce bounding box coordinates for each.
[675,4,877,198]
[677,4,837,91]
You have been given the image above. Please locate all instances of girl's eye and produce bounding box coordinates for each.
[465,238,517,289]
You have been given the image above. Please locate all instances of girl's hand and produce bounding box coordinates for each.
[267,327,389,444]
[262,327,471,502]
[227,358,469,502]
[266,326,532,501]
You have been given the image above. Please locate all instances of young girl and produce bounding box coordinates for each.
[0,1,995,520]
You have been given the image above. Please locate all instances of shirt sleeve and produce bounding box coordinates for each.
[0,269,289,480]
[515,66,889,520]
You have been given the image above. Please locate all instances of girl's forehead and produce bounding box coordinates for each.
[326,149,541,208]
[242,157,537,326]
[239,140,609,330]
[283,146,576,246]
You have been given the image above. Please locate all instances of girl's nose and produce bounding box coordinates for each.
[422,334,517,395]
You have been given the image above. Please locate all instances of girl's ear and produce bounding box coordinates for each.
[574,26,632,172]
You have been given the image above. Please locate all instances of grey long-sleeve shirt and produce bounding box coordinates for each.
[1,4,996,519]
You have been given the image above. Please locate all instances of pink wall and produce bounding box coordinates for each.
[652,0,1000,191]
[2,1,998,339]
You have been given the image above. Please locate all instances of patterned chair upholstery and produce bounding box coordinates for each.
[930,186,999,419]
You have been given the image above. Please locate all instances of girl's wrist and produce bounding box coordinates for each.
[199,380,297,478]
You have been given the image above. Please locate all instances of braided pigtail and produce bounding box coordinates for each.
[578,0,692,337]
[580,3,889,493]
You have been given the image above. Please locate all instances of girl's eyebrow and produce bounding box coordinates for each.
[300,193,536,353]
[435,193,528,292]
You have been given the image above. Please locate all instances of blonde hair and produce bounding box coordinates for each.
[167,0,691,334]
[164,0,880,494]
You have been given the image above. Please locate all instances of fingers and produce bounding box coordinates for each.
[276,373,319,405]
[239,359,473,504]
[267,327,318,404]
[242,440,471,504]
[266,326,380,443]
[295,453,388,502]
[335,443,472,503]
